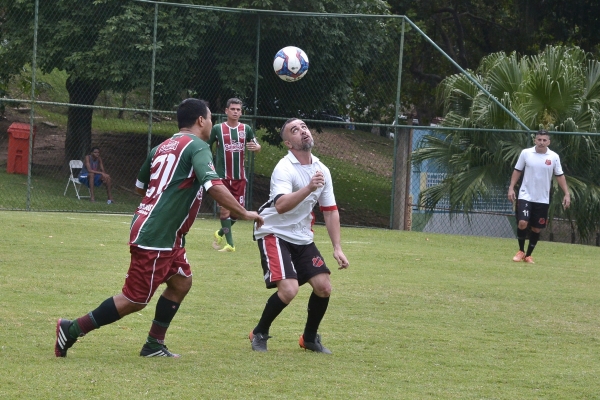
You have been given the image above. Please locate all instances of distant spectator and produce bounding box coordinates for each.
[347,117,355,130]
[79,147,114,204]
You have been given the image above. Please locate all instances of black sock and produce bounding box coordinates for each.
[517,228,527,252]
[91,297,121,327]
[253,292,288,336]
[526,231,540,257]
[303,292,330,343]
[154,295,180,325]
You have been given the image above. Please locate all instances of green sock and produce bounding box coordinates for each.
[220,218,234,247]
[68,321,81,339]
[145,336,162,349]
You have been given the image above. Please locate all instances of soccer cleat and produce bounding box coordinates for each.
[512,250,525,262]
[299,334,332,354]
[212,230,225,250]
[55,318,77,357]
[218,244,235,252]
[139,343,181,358]
[523,256,535,264]
[249,331,271,352]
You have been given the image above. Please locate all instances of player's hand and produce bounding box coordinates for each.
[247,140,261,152]
[507,188,516,203]
[333,249,349,270]
[562,195,571,209]
[309,171,325,192]
[243,211,264,228]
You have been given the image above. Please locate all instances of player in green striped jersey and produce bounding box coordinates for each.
[55,99,264,358]
[209,98,261,252]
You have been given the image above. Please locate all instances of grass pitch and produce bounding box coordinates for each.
[1,211,599,399]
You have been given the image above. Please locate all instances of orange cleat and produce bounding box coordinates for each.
[512,250,525,262]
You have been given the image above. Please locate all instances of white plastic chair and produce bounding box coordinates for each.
[63,160,91,200]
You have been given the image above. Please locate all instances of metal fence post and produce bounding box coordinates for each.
[26,0,40,211]
[147,3,159,155]
[390,17,405,229]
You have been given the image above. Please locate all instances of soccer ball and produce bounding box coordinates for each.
[273,46,309,82]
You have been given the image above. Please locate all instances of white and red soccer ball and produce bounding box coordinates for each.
[273,46,309,82]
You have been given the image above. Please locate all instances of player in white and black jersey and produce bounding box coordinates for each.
[507,130,571,264]
[249,118,349,354]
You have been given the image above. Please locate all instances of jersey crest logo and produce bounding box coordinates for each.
[312,256,324,268]
[539,218,546,224]
[545,159,551,165]
[238,131,246,139]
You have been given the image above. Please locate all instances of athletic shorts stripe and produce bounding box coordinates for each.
[263,234,284,282]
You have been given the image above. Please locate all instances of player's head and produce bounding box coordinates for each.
[536,129,550,138]
[534,129,551,151]
[226,98,243,108]
[280,118,314,151]
[177,98,211,129]
[225,98,243,122]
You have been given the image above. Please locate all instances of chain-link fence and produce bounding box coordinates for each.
[0,0,596,245]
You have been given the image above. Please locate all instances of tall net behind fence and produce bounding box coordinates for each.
[0,1,593,244]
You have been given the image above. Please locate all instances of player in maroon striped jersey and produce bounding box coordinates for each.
[55,98,264,358]
[209,98,261,252]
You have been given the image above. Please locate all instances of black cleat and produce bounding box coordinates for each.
[140,343,181,358]
[249,331,271,352]
[55,318,77,357]
[299,334,332,354]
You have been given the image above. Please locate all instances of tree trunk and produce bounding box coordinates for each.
[64,77,101,163]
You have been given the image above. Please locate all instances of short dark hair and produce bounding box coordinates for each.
[177,98,210,129]
[91,146,100,152]
[280,118,300,138]
[536,129,550,137]
[226,98,243,108]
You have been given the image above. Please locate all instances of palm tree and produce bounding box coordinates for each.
[413,45,600,240]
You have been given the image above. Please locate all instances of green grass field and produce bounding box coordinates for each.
[1,211,600,399]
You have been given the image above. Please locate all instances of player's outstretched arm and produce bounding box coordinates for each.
[208,184,264,228]
[323,209,349,270]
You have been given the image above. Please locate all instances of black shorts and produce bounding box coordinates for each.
[257,234,331,289]
[515,199,549,229]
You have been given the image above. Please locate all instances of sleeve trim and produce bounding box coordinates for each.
[320,205,338,212]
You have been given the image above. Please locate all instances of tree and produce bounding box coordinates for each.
[413,45,600,239]
[0,0,393,155]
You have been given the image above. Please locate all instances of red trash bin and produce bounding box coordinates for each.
[7,122,36,174]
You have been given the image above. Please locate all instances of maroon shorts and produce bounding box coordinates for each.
[257,234,331,289]
[122,246,192,304]
[218,179,246,207]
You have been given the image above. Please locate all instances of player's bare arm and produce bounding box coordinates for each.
[323,209,349,269]
[507,169,522,202]
[208,184,264,227]
[274,171,324,214]
[556,175,571,209]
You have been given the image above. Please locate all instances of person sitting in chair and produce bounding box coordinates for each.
[79,147,114,203]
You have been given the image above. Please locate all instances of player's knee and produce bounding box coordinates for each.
[517,220,528,230]
[314,283,332,298]
[278,286,299,303]
[168,275,192,296]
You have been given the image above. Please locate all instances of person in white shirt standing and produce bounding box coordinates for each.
[507,130,571,264]
[249,118,350,353]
